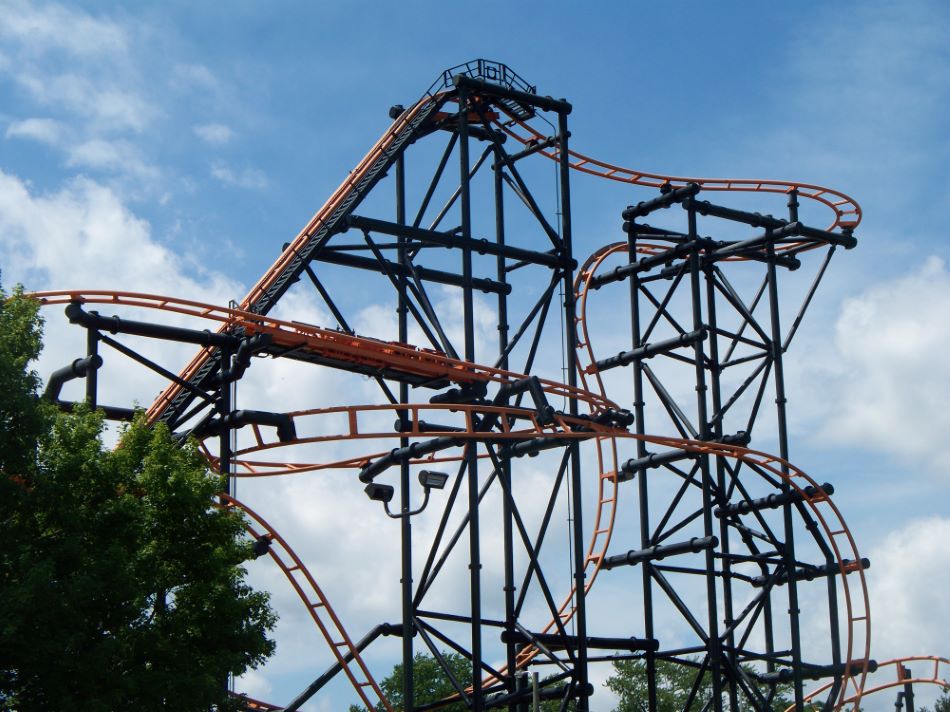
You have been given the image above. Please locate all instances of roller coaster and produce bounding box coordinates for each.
[31,60,945,711]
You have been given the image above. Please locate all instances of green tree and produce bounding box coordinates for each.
[920,688,950,712]
[606,657,793,711]
[349,651,564,711]
[0,285,277,711]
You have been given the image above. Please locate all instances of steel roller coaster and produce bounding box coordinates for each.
[31,60,940,711]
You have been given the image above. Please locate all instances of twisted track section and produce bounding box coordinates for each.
[33,280,871,707]
[148,73,858,427]
[496,118,861,232]
[573,242,871,709]
[32,66,869,710]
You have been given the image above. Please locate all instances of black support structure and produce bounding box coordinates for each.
[41,60,868,712]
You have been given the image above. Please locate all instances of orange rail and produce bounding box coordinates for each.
[573,242,871,710]
[31,278,870,707]
[221,493,393,712]
[28,291,616,420]
[799,656,949,710]
[30,74,866,710]
[496,115,861,232]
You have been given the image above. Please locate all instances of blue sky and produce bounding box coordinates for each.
[2,1,949,709]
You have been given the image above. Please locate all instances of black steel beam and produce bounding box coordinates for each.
[359,435,464,482]
[500,631,659,652]
[622,183,701,220]
[715,483,834,518]
[52,400,136,421]
[452,74,572,114]
[750,558,870,588]
[282,623,403,712]
[65,303,241,348]
[619,432,750,480]
[314,249,511,295]
[594,328,706,372]
[602,536,718,571]
[346,214,573,269]
[588,239,708,290]
[757,658,877,684]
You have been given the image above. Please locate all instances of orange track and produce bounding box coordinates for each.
[221,493,393,712]
[799,656,949,710]
[496,116,861,233]
[146,85,861,428]
[32,286,870,707]
[29,78,869,710]
[572,241,871,709]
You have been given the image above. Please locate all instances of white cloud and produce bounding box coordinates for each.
[14,72,153,133]
[235,668,273,702]
[65,138,158,180]
[865,517,950,660]
[5,116,64,144]
[810,257,950,476]
[211,162,269,190]
[171,63,220,92]
[0,0,128,59]
[194,122,235,145]
[0,168,240,302]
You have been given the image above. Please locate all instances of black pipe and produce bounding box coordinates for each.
[500,631,658,652]
[65,303,241,348]
[750,558,870,588]
[715,483,834,518]
[282,623,403,711]
[314,249,511,295]
[347,214,573,269]
[593,329,706,372]
[197,410,297,443]
[622,183,701,220]
[43,354,103,401]
[492,133,563,168]
[452,74,572,114]
[53,400,135,421]
[619,431,749,480]
[588,239,708,290]
[394,419,466,434]
[359,435,464,483]
[602,536,718,571]
[756,659,877,684]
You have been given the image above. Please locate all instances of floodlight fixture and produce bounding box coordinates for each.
[364,482,395,503]
[418,470,449,490]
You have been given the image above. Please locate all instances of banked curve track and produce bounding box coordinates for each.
[34,289,869,710]
[146,69,862,430]
[33,63,870,711]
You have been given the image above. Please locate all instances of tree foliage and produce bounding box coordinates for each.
[0,285,276,711]
[605,657,793,712]
[920,688,950,712]
[349,651,563,712]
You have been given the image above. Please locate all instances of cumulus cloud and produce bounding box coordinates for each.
[812,257,950,476]
[171,62,220,92]
[65,138,158,180]
[211,162,269,190]
[13,71,154,133]
[5,116,64,144]
[0,169,237,299]
[865,516,950,660]
[194,122,235,145]
[0,0,128,59]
